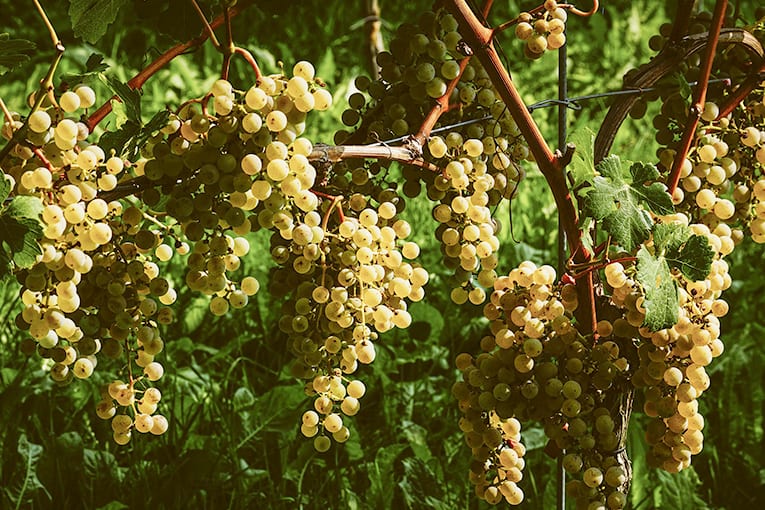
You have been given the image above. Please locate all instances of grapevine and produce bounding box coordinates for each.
[1,0,764,508]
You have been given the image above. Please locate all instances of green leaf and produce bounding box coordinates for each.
[0,33,35,74]
[68,0,129,44]
[62,53,109,82]
[579,156,673,250]
[637,245,678,331]
[652,223,714,282]
[0,216,42,269]
[675,235,714,282]
[567,127,597,189]
[0,194,43,275]
[6,195,43,219]
[100,75,140,123]
[0,172,11,202]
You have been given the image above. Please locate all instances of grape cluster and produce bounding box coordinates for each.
[2,86,173,443]
[275,199,426,450]
[604,219,730,474]
[453,261,633,507]
[339,7,532,304]
[513,1,568,59]
[636,11,765,245]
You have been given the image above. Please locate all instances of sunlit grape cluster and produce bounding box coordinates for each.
[513,0,568,59]
[0,85,176,444]
[273,199,427,450]
[604,219,730,473]
[336,7,534,306]
[131,61,334,316]
[661,96,764,244]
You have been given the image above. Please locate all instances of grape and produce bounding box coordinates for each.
[28,110,51,133]
[59,91,81,113]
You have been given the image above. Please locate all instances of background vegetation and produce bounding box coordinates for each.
[1,1,763,508]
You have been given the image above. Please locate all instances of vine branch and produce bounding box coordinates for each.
[86,3,248,132]
[667,0,728,195]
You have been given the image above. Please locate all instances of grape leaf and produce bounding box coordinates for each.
[68,0,129,44]
[673,234,714,282]
[579,156,674,251]
[567,128,597,189]
[0,33,35,74]
[0,172,11,202]
[100,75,141,124]
[636,245,678,331]
[0,215,42,271]
[99,110,170,159]
[636,223,715,331]
[6,195,43,219]
[652,223,714,282]
[62,53,109,83]
[0,195,43,278]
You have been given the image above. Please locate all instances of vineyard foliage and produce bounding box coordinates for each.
[1,1,765,509]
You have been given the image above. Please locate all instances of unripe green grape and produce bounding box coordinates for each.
[313,435,331,452]
[150,415,169,435]
[312,89,333,110]
[527,35,548,54]
[347,380,366,398]
[583,467,603,488]
[515,22,533,40]
[266,110,287,132]
[210,296,230,316]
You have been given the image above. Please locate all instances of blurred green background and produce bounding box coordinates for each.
[1,1,763,508]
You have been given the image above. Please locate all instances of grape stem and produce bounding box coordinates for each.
[190,0,221,49]
[560,1,599,18]
[667,0,728,195]
[31,147,54,172]
[233,47,263,81]
[220,6,234,80]
[85,3,249,132]
[0,97,13,126]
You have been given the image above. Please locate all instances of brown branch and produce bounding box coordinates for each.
[364,0,384,79]
[413,57,470,145]
[220,6,235,80]
[86,4,248,132]
[190,0,221,49]
[446,0,598,332]
[445,1,579,248]
[667,0,695,45]
[309,142,440,173]
[667,0,728,195]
